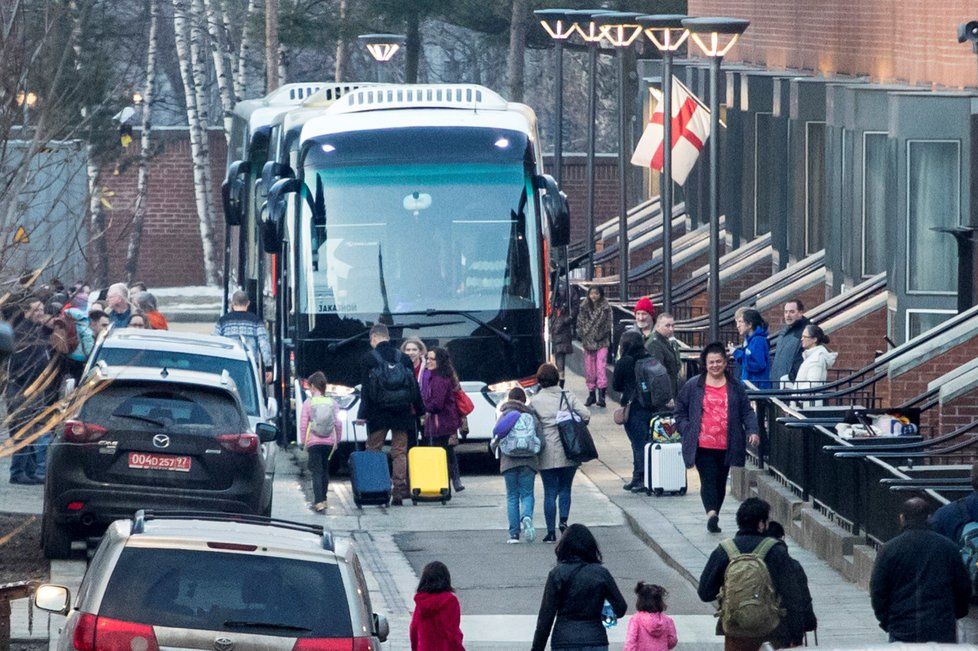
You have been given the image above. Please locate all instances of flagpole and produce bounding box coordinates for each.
[662,56,674,313]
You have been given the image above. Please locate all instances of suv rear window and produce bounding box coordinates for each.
[96,348,259,415]
[99,548,354,637]
[81,384,246,435]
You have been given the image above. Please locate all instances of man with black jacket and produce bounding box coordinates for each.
[930,460,978,542]
[698,497,800,650]
[356,324,425,506]
[770,300,809,387]
[870,497,971,643]
[645,312,681,397]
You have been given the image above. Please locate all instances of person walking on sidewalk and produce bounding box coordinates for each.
[358,324,425,506]
[675,342,759,533]
[532,524,627,651]
[213,290,272,382]
[698,498,798,651]
[491,387,540,543]
[577,286,612,407]
[770,299,810,387]
[420,347,465,493]
[550,288,575,387]
[624,583,678,651]
[531,363,590,543]
[870,497,971,643]
[298,371,342,512]
[764,521,817,648]
[646,312,681,397]
[613,330,672,493]
[410,561,465,651]
[632,296,656,343]
[728,309,770,388]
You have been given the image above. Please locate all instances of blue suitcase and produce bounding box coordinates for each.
[348,421,391,508]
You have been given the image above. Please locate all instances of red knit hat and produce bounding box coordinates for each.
[634,296,655,317]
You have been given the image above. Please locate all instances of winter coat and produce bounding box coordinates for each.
[531,559,628,651]
[930,491,978,542]
[870,526,971,643]
[146,310,169,330]
[788,345,837,389]
[357,341,426,434]
[530,386,590,471]
[768,540,817,647]
[409,591,465,651]
[612,336,651,406]
[674,374,758,468]
[732,325,771,388]
[6,317,51,396]
[490,399,540,473]
[770,317,810,386]
[576,297,612,351]
[64,308,95,363]
[550,307,574,355]
[698,532,803,637]
[646,331,681,397]
[213,310,272,368]
[421,371,462,439]
[623,612,678,651]
[108,307,131,329]
[298,395,343,447]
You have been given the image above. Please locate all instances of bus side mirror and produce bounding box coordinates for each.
[535,174,571,247]
[262,177,301,253]
[261,161,294,195]
[222,160,251,226]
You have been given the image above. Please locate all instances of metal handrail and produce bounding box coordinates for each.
[833,434,978,459]
[822,421,978,453]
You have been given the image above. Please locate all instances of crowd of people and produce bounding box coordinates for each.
[1,278,171,485]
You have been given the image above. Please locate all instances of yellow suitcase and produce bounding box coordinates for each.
[408,445,451,505]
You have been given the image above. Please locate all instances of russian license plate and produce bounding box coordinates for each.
[128,452,192,472]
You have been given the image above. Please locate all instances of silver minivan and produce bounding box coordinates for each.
[36,511,390,650]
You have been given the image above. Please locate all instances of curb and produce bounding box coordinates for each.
[620,507,701,589]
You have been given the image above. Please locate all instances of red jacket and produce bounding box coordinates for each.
[409,591,464,651]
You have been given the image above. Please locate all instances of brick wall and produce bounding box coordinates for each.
[759,281,827,330]
[822,304,888,378]
[888,336,978,407]
[687,0,978,89]
[941,386,978,436]
[542,154,620,244]
[99,128,227,288]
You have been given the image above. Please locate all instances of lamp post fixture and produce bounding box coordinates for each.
[637,15,688,314]
[596,11,643,303]
[534,9,581,189]
[358,33,406,83]
[570,10,613,281]
[682,17,749,343]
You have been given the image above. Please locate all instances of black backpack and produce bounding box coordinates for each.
[633,356,672,411]
[367,349,414,409]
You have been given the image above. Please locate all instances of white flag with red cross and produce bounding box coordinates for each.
[630,77,711,186]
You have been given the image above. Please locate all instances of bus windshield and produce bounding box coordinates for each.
[299,132,540,316]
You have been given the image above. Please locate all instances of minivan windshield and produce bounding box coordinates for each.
[95,348,259,416]
[98,548,354,637]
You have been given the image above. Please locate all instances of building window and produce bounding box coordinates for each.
[906,309,957,340]
[805,121,826,254]
[862,132,888,277]
[754,112,774,238]
[906,140,959,294]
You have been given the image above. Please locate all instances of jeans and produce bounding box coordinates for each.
[540,466,576,534]
[583,348,608,390]
[503,466,536,538]
[695,447,730,514]
[307,444,332,503]
[8,393,47,479]
[367,429,409,498]
[624,405,653,483]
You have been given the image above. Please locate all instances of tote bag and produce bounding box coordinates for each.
[556,391,598,463]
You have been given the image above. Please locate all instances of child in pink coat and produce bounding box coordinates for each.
[623,583,678,651]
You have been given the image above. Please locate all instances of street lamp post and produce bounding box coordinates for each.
[358,33,406,82]
[682,17,749,343]
[637,15,689,314]
[596,12,643,303]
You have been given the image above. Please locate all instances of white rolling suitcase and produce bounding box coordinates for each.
[643,442,687,496]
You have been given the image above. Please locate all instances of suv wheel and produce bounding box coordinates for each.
[42,509,72,559]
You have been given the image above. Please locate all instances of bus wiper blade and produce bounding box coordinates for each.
[414,309,515,347]
[326,320,466,353]
[223,620,312,632]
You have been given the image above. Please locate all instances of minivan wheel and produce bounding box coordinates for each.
[42,511,72,559]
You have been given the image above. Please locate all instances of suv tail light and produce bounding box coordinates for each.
[293,638,372,651]
[63,420,108,443]
[217,432,259,454]
[73,613,159,651]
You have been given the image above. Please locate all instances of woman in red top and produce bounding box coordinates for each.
[410,561,465,651]
[674,342,759,533]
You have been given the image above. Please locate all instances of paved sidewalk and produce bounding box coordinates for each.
[562,368,888,646]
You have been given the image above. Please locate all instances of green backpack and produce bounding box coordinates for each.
[717,538,784,638]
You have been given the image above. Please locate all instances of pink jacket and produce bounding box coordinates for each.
[299,398,343,447]
[623,612,677,651]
